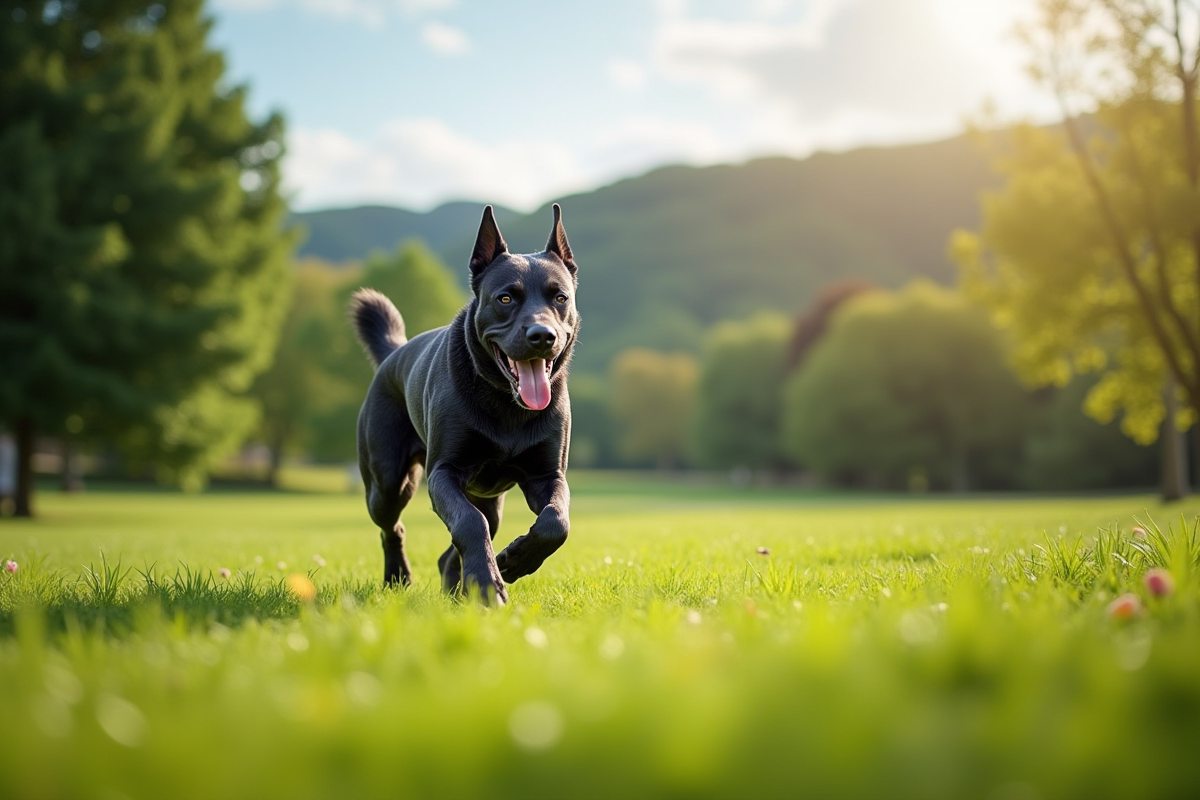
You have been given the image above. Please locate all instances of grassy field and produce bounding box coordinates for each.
[2,474,1200,799]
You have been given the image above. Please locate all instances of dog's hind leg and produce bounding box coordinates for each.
[368,462,422,587]
[436,545,460,593]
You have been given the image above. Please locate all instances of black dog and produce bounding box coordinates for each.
[349,205,578,605]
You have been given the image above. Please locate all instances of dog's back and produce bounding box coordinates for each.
[349,288,407,369]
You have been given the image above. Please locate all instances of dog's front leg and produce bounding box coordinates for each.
[426,466,508,605]
[496,473,570,583]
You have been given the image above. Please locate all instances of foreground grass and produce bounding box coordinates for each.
[2,479,1200,799]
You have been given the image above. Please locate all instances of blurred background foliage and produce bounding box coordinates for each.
[250,241,465,480]
[6,0,1200,513]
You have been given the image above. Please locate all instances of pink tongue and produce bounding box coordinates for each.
[515,359,551,410]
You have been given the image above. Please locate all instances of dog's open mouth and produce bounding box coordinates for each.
[492,344,555,411]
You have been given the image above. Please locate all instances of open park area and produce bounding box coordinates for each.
[9,1,1200,797]
[2,474,1199,799]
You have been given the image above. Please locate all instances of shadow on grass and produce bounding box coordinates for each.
[0,555,387,637]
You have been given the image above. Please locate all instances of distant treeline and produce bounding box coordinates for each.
[229,243,1159,492]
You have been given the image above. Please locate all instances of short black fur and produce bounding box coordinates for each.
[350,204,579,604]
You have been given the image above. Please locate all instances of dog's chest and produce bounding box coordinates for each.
[464,464,520,498]
[456,429,553,498]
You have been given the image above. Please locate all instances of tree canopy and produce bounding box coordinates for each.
[782,282,1027,490]
[0,0,294,510]
[953,105,1196,445]
[354,239,467,339]
[692,313,792,470]
[952,0,1200,500]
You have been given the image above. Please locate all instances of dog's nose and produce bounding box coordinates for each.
[526,324,556,349]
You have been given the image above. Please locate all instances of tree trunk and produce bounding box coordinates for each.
[14,417,35,518]
[266,428,287,488]
[1161,375,1189,501]
[1193,425,1200,492]
[60,438,83,493]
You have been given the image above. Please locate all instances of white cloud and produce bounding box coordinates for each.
[652,0,1052,127]
[652,0,839,98]
[607,59,647,90]
[304,0,386,28]
[285,119,587,211]
[284,115,751,212]
[421,21,470,55]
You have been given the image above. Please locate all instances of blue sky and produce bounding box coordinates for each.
[210,0,1055,212]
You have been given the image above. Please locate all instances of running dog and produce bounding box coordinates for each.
[349,205,578,605]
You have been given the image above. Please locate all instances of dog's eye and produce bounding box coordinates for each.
[555,293,568,304]
[498,294,512,305]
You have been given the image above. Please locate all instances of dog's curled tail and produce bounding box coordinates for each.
[349,288,407,369]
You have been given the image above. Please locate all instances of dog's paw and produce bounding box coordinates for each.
[462,565,508,606]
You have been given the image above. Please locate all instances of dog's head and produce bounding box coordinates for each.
[470,204,578,412]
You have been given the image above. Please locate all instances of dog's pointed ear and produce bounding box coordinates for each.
[469,205,508,279]
[545,203,576,275]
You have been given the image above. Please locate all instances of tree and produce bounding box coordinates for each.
[253,242,466,474]
[353,239,467,338]
[303,240,466,464]
[786,279,879,370]
[0,1,295,514]
[609,348,698,469]
[782,283,1028,490]
[691,313,792,471]
[952,0,1200,499]
[250,261,352,485]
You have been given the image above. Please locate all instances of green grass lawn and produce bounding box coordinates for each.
[2,475,1200,799]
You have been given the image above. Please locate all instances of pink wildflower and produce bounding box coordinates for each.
[218,567,232,580]
[1131,526,1147,539]
[4,560,16,574]
[1143,568,1175,598]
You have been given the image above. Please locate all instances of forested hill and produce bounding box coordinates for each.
[293,201,523,263]
[291,133,1000,373]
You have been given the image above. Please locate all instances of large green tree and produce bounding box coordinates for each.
[0,0,294,513]
[953,0,1200,499]
[691,313,792,471]
[782,283,1028,491]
